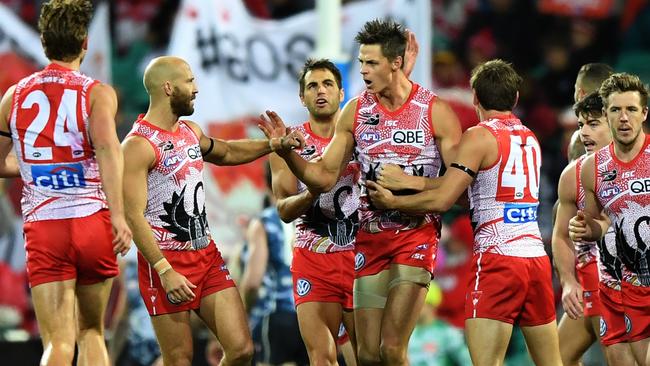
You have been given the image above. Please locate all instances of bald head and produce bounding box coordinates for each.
[143,56,191,97]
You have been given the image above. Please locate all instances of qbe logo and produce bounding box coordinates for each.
[628,179,650,195]
[503,203,538,224]
[186,145,202,160]
[296,278,311,297]
[391,129,424,146]
[31,163,86,190]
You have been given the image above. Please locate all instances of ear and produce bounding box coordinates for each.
[163,81,173,96]
[299,94,306,106]
[513,91,520,108]
[643,106,649,120]
[392,56,403,72]
[339,88,345,103]
[82,36,88,51]
[472,89,479,107]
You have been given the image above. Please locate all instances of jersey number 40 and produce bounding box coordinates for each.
[499,134,541,202]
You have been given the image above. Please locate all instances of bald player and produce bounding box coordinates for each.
[552,63,614,366]
[122,56,303,365]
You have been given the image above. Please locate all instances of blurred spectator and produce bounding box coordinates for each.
[408,281,472,366]
[435,215,473,329]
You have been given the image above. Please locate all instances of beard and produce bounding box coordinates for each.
[170,87,194,117]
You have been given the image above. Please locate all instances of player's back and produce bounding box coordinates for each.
[9,64,106,222]
[469,114,545,257]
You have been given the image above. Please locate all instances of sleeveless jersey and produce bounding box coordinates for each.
[468,114,546,257]
[127,116,211,251]
[594,136,650,287]
[292,122,360,253]
[247,207,295,329]
[353,82,442,233]
[576,155,621,288]
[9,63,106,222]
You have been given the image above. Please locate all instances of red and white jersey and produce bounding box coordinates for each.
[127,116,211,251]
[469,114,546,257]
[575,155,600,267]
[353,82,442,234]
[576,155,620,288]
[9,64,106,222]
[594,136,650,287]
[292,122,360,253]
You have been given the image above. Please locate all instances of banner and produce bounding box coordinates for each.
[169,0,431,126]
[167,0,431,250]
[0,2,111,83]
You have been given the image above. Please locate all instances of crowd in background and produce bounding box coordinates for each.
[0,0,649,365]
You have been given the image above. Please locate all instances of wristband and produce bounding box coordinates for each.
[269,138,277,152]
[153,258,172,276]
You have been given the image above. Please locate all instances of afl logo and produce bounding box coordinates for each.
[296,278,311,297]
[355,252,366,271]
[625,314,632,334]
[599,318,607,337]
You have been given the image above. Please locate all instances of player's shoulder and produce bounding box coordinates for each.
[558,160,579,187]
[89,82,117,102]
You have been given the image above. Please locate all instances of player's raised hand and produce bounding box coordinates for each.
[259,110,289,139]
[403,29,419,78]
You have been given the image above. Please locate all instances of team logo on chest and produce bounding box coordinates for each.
[362,113,380,125]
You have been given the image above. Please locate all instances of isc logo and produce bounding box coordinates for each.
[503,203,538,223]
[31,163,86,190]
[391,129,424,145]
[629,179,650,195]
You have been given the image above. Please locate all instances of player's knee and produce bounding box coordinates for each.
[357,348,381,366]
[306,346,338,366]
[164,347,193,366]
[224,339,254,364]
[42,341,76,365]
[379,342,407,365]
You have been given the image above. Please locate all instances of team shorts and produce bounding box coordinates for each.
[465,252,555,326]
[24,209,118,287]
[354,223,439,278]
[138,241,235,316]
[599,282,650,345]
[577,261,601,317]
[252,310,308,365]
[291,248,354,310]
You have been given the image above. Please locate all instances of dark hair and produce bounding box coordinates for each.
[599,73,649,108]
[354,19,407,64]
[38,0,93,62]
[470,59,522,111]
[576,63,614,95]
[573,91,604,119]
[298,58,343,96]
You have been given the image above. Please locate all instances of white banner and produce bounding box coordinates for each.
[168,0,431,126]
[0,2,111,83]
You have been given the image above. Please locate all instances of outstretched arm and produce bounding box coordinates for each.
[184,119,303,166]
[271,99,356,193]
[551,162,583,319]
[89,84,131,255]
[368,126,489,214]
[269,152,317,223]
[122,136,196,303]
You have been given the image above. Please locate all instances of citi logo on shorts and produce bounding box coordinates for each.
[354,252,366,271]
[31,163,86,190]
[391,129,424,146]
[296,278,311,297]
[628,178,650,195]
[503,203,538,224]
